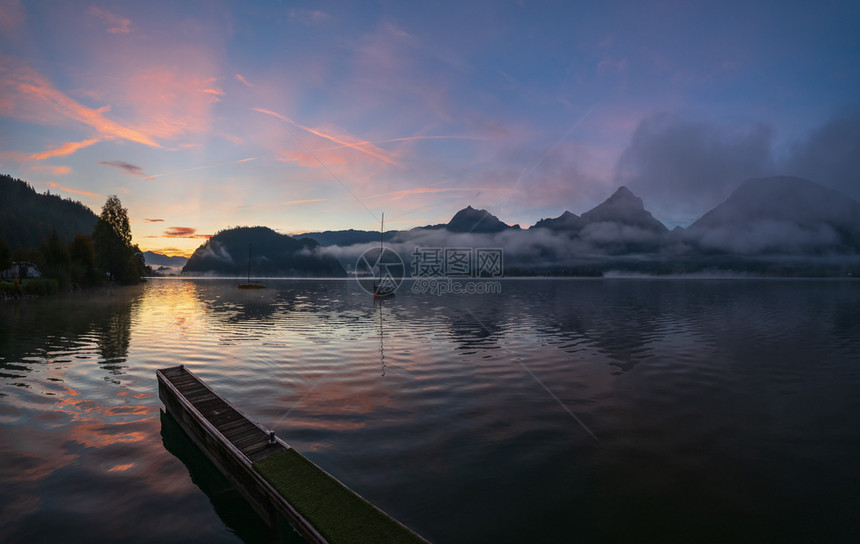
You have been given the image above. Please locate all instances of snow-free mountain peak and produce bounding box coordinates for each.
[446,205,518,233]
[581,186,668,232]
[687,176,860,254]
[531,210,584,231]
[692,176,860,229]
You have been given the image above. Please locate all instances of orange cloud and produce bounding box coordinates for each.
[161,227,211,239]
[235,73,254,87]
[147,247,192,258]
[201,88,225,102]
[29,138,100,160]
[44,181,104,199]
[88,6,131,34]
[253,107,403,168]
[144,218,164,223]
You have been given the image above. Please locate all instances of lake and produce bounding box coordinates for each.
[1,278,859,542]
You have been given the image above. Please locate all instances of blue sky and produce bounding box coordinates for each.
[1,0,858,255]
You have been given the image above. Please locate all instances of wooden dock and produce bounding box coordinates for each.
[157,365,428,544]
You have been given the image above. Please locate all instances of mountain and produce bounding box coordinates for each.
[299,206,518,245]
[0,173,98,250]
[299,228,400,247]
[687,176,860,254]
[182,226,346,277]
[143,251,188,267]
[581,186,668,232]
[445,205,519,233]
[531,211,584,232]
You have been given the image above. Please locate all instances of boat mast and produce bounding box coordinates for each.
[247,243,252,283]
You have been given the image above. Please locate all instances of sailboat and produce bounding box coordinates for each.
[238,243,266,289]
[373,213,396,298]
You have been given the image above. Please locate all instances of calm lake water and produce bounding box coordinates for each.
[1,278,859,543]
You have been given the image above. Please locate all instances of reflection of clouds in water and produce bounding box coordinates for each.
[2,279,860,542]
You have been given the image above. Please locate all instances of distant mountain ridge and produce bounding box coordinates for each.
[300,206,518,246]
[7,169,857,278]
[296,177,859,264]
[182,226,345,277]
[532,211,584,232]
[686,176,860,254]
[298,228,400,247]
[143,251,189,267]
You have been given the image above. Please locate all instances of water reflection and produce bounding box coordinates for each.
[160,410,304,543]
[0,285,142,382]
[4,279,860,542]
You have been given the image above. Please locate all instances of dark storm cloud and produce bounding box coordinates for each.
[99,160,145,176]
[614,113,775,223]
[781,109,860,201]
[162,227,211,239]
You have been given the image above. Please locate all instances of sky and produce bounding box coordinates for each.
[1,0,858,257]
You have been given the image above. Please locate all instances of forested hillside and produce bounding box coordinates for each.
[0,174,98,250]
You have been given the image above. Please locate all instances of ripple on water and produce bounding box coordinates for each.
[2,279,860,542]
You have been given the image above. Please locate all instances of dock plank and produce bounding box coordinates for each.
[157,365,428,544]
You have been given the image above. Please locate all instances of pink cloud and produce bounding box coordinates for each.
[119,68,221,140]
[43,181,104,199]
[0,53,160,147]
[146,157,257,179]
[219,132,243,145]
[201,87,225,101]
[0,0,25,34]
[367,186,512,202]
[254,107,403,168]
[88,6,131,34]
[235,73,254,87]
[29,138,100,160]
[29,165,72,175]
[278,150,344,168]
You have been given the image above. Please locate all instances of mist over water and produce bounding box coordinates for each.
[1,278,859,542]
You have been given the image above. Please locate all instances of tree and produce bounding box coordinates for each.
[93,195,141,283]
[0,238,11,272]
[69,233,98,287]
[39,229,70,285]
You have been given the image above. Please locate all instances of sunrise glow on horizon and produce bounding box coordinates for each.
[1,1,857,257]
